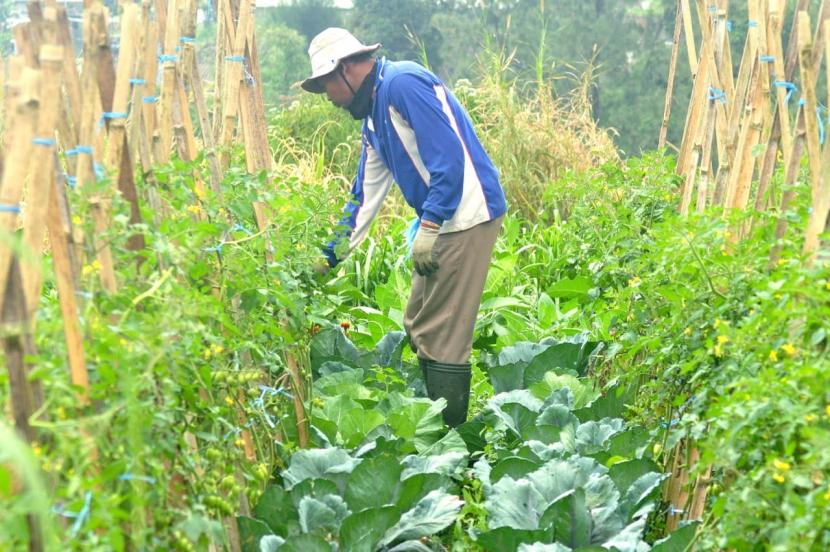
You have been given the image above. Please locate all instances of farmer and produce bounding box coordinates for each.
[303,28,506,427]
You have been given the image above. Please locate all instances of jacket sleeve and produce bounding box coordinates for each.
[323,139,394,267]
[387,72,466,226]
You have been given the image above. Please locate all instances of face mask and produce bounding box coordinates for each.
[340,60,377,120]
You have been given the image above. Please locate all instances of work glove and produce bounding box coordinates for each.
[313,258,331,276]
[412,222,440,276]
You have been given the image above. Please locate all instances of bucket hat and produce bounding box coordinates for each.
[301,27,381,93]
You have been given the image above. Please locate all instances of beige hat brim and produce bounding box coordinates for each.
[300,43,381,93]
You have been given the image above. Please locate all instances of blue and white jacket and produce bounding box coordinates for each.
[324,58,506,266]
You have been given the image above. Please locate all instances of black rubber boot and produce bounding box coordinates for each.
[424,360,472,428]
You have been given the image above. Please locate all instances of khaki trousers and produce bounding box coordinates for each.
[404,216,503,364]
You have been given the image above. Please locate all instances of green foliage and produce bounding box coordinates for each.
[254,23,309,106]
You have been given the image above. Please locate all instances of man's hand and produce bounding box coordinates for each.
[412,221,440,276]
[313,258,331,276]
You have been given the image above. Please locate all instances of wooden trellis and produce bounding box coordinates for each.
[660,0,830,533]
[0,0,293,548]
[667,0,829,260]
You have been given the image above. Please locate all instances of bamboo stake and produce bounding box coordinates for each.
[0,66,39,315]
[49,161,89,403]
[158,0,181,163]
[682,0,699,75]
[22,45,64,321]
[801,11,829,260]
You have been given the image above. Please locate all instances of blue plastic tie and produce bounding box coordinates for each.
[142,96,159,104]
[726,20,733,32]
[668,505,685,516]
[66,175,78,188]
[118,473,157,484]
[773,80,797,104]
[32,137,55,146]
[405,217,420,258]
[231,223,253,235]
[748,20,759,28]
[817,105,827,145]
[759,55,775,63]
[707,86,727,103]
[94,162,105,181]
[0,203,21,214]
[225,55,245,62]
[799,98,807,107]
[660,418,680,429]
[69,491,92,536]
[179,36,196,43]
[99,111,128,127]
[158,54,178,63]
[66,145,93,156]
[223,426,242,440]
[128,78,145,85]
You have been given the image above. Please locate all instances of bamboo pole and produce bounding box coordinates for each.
[0,66,39,315]
[22,45,64,321]
[800,11,829,261]
[659,1,684,150]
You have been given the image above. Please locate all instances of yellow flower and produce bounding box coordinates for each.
[234,438,245,448]
[92,259,102,271]
[714,344,724,358]
[56,406,66,420]
[805,413,817,423]
[772,472,786,483]
[684,327,692,336]
[825,404,830,417]
[769,350,779,362]
[224,396,234,406]
[717,335,729,345]
[186,204,201,215]
[773,459,791,472]
[72,215,82,226]
[211,344,224,355]
[82,264,94,276]
[777,258,786,267]
[825,282,830,291]
[628,276,642,288]
[824,486,830,500]
[781,343,797,357]
[32,445,42,457]
[714,319,729,328]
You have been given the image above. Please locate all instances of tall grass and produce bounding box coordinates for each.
[456,45,619,219]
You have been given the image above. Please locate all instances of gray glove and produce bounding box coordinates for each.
[412,222,440,276]
[313,258,331,276]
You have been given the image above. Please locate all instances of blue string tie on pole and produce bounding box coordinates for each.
[0,203,22,214]
[66,145,93,156]
[32,137,56,146]
[708,5,717,13]
[726,20,733,32]
[99,111,128,127]
[128,78,145,85]
[773,81,797,105]
[158,54,178,63]
[817,105,827,145]
[142,96,159,104]
[759,55,775,63]
[748,20,759,28]
[66,175,78,188]
[707,86,726,103]
[180,36,196,43]
[225,55,245,62]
